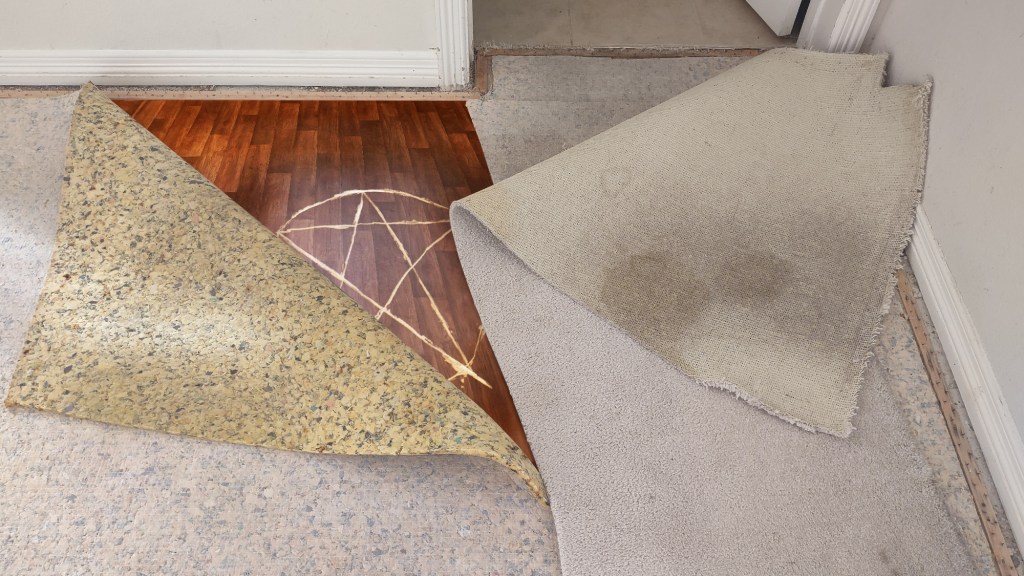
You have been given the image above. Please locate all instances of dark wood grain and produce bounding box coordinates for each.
[115,99,532,460]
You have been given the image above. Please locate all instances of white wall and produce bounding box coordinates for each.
[866,4,1024,436]
[0,0,437,51]
[0,0,476,88]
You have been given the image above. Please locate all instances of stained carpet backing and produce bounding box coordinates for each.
[456,48,929,435]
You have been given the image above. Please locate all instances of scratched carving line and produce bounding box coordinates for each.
[277,232,490,388]
[377,229,453,319]
[278,189,491,389]
[361,194,470,365]
[281,189,448,224]
[279,220,451,234]
[339,195,364,282]
[469,325,486,366]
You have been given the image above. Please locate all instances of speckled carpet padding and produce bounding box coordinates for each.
[452,49,981,575]
[456,48,930,436]
[3,84,545,503]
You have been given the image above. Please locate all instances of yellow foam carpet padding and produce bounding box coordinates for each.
[5,84,546,502]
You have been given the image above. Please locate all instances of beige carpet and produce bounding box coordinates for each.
[452,49,984,575]
[456,48,929,436]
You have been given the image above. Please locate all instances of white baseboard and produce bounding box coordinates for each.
[0,49,441,87]
[908,206,1024,546]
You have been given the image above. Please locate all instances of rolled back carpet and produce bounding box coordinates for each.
[456,48,928,436]
[452,49,983,574]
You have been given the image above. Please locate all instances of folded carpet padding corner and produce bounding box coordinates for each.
[4,84,545,503]
[452,49,982,575]
[456,48,929,436]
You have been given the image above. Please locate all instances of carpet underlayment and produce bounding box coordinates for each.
[453,49,987,574]
[3,84,544,501]
[0,92,560,574]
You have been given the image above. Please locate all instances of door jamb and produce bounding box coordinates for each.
[797,0,880,53]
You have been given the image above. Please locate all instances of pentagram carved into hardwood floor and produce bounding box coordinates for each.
[114,99,532,459]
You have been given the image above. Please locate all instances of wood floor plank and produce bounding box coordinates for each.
[267,102,301,174]
[448,132,494,193]
[339,135,367,191]
[176,102,218,158]
[216,114,258,194]
[146,100,184,141]
[250,101,279,145]
[298,101,320,131]
[239,100,260,116]
[192,134,231,186]
[234,144,272,215]
[130,100,166,129]
[418,110,470,190]
[211,101,243,136]
[316,101,341,170]
[162,104,202,152]
[379,103,414,174]
[355,101,379,122]
[437,101,475,134]
[396,101,430,150]
[287,129,319,217]
[409,149,448,204]
[338,102,361,137]
[359,120,393,190]
[314,102,343,248]
[261,173,292,233]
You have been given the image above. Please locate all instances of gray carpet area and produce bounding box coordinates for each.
[456,54,1000,575]
[0,95,560,575]
[454,211,981,575]
[472,55,745,181]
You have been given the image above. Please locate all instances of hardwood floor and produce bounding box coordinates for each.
[114,99,532,460]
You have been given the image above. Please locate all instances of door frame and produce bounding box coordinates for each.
[797,0,880,52]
